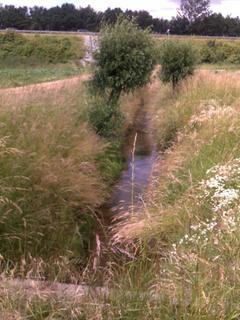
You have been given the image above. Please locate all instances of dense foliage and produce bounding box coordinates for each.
[1,3,240,36]
[87,97,124,139]
[200,40,240,64]
[87,18,155,142]
[0,31,84,65]
[159,40,197,89]
[92,18,156,102]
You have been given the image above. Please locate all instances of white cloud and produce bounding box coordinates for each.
[211,1,240,16]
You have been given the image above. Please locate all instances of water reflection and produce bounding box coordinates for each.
[110,109,156,214]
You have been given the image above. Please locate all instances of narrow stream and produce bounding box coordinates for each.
[109,103,157,215]
[94,99,158,275]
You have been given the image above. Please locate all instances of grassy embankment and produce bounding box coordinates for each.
[0,32,86,88]
[2,37,240,318]
[111,69,240,319]
[0,73,147,287]
[2,33,240,89]
[3,69,240,319]
[157,36,240,70]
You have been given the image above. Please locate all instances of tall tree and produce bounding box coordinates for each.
[60,3,78,30]
[178,0,210,23]
[190,13,226,36]
[0,5,29,29]
[170,16,190,34]
[78,6,99,31]
[152,18,169,33]
[102,8,123,25]
[159,40,197,89]
[136,10,153,29]
[30,6,48,30]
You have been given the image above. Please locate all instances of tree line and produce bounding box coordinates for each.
[0,0,240,36]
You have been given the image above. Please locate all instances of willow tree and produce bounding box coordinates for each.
[91,17,156,103]
[159,40,197,90]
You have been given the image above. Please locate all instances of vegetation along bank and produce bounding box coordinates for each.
[0,31,86,88]
[2,13,240,319]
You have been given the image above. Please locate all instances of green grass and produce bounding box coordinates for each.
[4,69,240,318]
[0,63,86,88]
[0,67,147,286]
[106,70,240,319]
[200,63,240,70]
[0,31,87,87]
[0,73,132,282]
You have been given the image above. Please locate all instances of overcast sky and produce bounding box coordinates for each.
[1,0,240,19]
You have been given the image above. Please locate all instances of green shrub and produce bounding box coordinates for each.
[87,95,124,139]
[159,40,197,89]
[157,37,240,66]
[89,17,156,142]
[92,17,156,102]
[200,40,240,64]
[0,31,84,66]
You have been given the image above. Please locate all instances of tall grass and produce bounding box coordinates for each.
[4,70,240,318]
[112,70,240,319]
[0,79,113,281]
[0,70,148,281]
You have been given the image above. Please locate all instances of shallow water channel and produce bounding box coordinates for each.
[108,105,157,215]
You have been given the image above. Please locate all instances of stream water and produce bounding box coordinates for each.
[93,99,158,274]
[109,105,157,215]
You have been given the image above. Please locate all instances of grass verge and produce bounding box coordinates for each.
[0,63,88,88]
[111,70,240,319]
[0,73,148,284]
